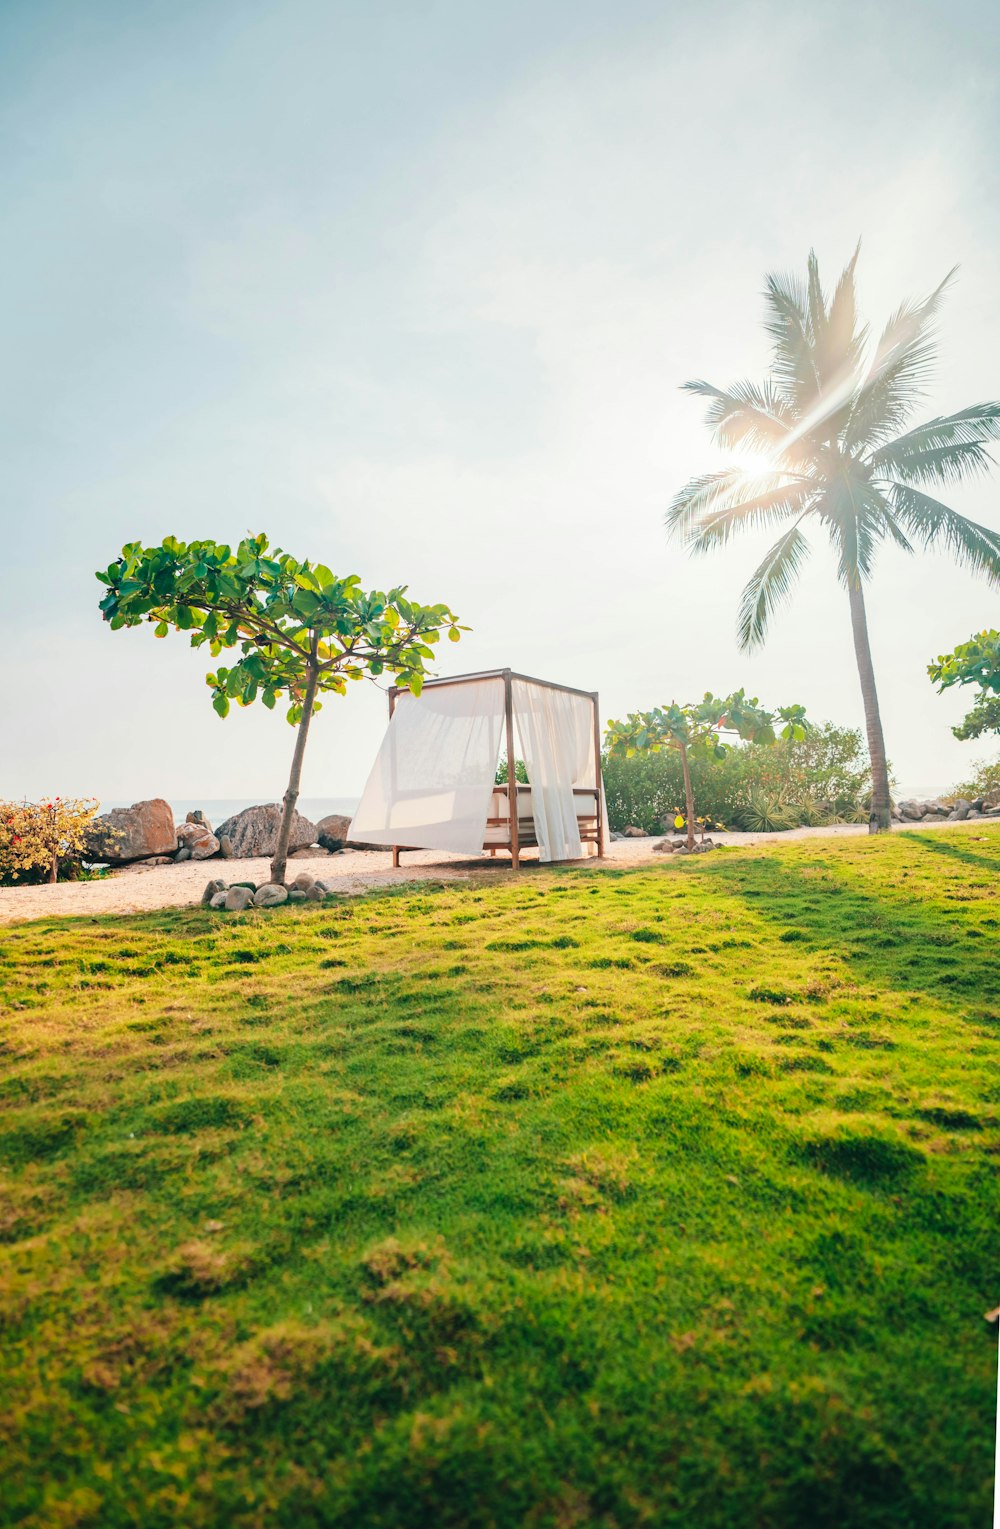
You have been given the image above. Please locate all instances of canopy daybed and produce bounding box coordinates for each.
[348,669,605,869]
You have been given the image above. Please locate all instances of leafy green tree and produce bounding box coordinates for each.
[97,535,464,884]
[928,628,1000,739]
[667,248,1000,832]
[604,691,808,849]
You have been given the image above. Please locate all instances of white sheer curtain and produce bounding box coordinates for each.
[512,679,595,862]
[349,677,505,853]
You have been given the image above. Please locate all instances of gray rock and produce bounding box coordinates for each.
[287,888,307,902]
[305,883,326,901]
[623,825,648,838]
[209,891,229,909]
[609,831,625,842]
[316,813,352,852]
[253,883,289,908]
[201,879,227,905]
[176,820,221,859]
[218,835,234,859]
[174,846,192,862]
[214,804,318,859]
[290,871,316,892]
[83,798,177,864]
[224,886,255,912]
[952,800,971,821]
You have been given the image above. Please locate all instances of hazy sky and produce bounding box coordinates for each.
[3,0,999,806]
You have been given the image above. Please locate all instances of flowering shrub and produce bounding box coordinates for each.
[0,798,100,886]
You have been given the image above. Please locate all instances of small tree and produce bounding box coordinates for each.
[98,535,464,884]
[0,798,100,886]
[605,691,809,850]
[928,629,1000,740]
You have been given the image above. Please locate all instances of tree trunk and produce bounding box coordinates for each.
[270,655,321,885]
[847,579,892,833]
[679,740,696,851]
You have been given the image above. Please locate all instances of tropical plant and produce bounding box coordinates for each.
[495,758,529,785]
[604,691,809,849]
[950,753,1000,803]
[667,247,1000,832]
[0,797,100,886]
[731,788,795,834]
[928,628,1000,739]
[97,536,464,884]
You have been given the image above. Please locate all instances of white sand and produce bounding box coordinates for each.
[0,818,994,926]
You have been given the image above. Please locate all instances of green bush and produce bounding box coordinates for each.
[602,723,872,833]
[951,753,1000,801]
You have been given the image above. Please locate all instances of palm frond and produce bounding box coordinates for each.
[806,250,826,348]
[737,525,812,649]
[887,483,1000,580]
[817,242,868,389]
[681,378,799,457]
[685,477,815,553]
[867,403,1000,484]
[665,469,754,537]
[815,474,898,584]
[842,269,956,450]
[763,270,820,408]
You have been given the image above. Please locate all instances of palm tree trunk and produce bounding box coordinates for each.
[679,739,696,851]
[270,654,321,885]
[847,580,892,833]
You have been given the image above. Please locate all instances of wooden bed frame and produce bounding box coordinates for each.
[386,667,606,870]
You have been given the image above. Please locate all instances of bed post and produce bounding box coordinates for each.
[592,690,605,859]
[504,669,520,870]
[388,687,400,869]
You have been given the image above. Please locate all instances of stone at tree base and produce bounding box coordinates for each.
[201,879,227,905]
[290,872,316,892]
[287,889,307,902]
[253,884,288,908]
[316,814,352,852]
[84,798,176,864]
[209,891,229,909]
[305,883,327,901]
[224,886,255,912]
[214,804,318,859]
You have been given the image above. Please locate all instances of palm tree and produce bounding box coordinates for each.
[667,248,1000,831]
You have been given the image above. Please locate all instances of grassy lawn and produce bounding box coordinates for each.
[1,829,998,1527]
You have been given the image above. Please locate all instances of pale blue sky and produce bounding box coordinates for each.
[3,0,998,804]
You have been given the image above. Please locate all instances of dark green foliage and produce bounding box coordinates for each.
[603,721,872,831]
[0,827,998,1526]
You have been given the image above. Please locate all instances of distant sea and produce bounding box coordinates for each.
[101,797,360,827]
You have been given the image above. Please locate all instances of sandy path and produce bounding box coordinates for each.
[0,817,995,926]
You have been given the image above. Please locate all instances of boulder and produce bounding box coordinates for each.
[224,886,255,912]
[84,798,177,864]
[290,872,316,892]
[316,813,352,852]
[253,883,289,908]
[952,799,972,821]
[623,825,648,838]
[218,835,234,859]
[214,804,318,859]
[209,891,229,909]
[201,878,227,905]
[174,847,192,863]
[186,809,211,827]
[288,888,307,902]
[176,820,221,860]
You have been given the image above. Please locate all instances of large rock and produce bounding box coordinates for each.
[84,798,177,864]
[214,804,318,859]
[316,813,352,851]
[176,820,221,860]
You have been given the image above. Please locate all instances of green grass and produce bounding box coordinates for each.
[1,828,998,1527]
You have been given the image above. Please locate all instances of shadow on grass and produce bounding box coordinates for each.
[691,840,1000,1018]
[908,833,1000,876]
